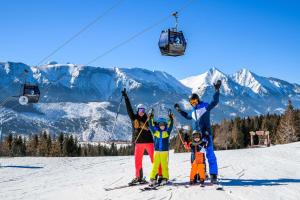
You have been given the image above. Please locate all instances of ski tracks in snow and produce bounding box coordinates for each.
[1,143,300,200]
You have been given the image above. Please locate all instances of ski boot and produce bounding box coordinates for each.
[210,174,218,184]
[139,177,148,184]
[189,179,197,185]
[157,176,164,184]
[155,174,164,184]
[200,179,205,187]
[149,179,157,187]
[160,178,168,186]
[129,177,139,186]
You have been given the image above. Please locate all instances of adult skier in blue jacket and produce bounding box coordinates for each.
[174,80,222,184]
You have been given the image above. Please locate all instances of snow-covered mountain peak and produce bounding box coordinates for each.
[231,68,268,94]
[181,67,232,95]
[207,67,228,83]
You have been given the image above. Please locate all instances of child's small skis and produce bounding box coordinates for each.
[140,178,175,191]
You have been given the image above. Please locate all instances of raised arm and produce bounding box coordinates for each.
[122,90,135,120]
[148,115,156,133]
[207,80,221,111]
[174,103,192,120]
[207,91,220,111]
[167,115,174,134]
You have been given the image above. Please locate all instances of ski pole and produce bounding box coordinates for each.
[110,88,126,140]
[172,116,185,146]
[134,119,149,144]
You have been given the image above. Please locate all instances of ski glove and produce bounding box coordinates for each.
[200,146,206,153]
[213,80,222,91]
[121,88,127,97]
[148,108,154,119]
[174,103,181,112]
[168,109,174,119]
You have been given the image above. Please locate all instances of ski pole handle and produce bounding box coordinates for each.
[148,108,154,115]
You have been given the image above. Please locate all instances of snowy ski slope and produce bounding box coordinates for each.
[1,142,299,200]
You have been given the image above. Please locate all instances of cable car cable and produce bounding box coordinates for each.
[86,0,195,65]
[36,0,123,66]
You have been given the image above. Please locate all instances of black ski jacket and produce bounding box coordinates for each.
[124,94,154,144]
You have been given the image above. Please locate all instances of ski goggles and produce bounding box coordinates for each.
[189,99,198,105]
[158,122,167,126]
[138,108,145,113]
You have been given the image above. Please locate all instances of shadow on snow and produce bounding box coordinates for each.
[221,178,300,187]
[0,165,43,169]
[173,178,300,187]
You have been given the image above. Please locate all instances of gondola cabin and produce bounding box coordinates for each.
[22,84,40,104]
[158,12,187,56]
[158,29,187,56]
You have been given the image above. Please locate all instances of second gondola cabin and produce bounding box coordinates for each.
[22,84,40,104]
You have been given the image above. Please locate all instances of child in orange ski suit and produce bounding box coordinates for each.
[184,130,209,184]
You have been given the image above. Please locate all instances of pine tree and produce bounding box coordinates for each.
[26,134,39,156]
[38,132,49,156]
[58,133,64,153]
[293,109,300,141]
[231,117,244,149]
[276,100,298,144]
[50,135,61,157]
[4,133,13,156]
[12,135,26,156]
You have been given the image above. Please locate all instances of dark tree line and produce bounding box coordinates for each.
[171,100,300,152]
[1,101,299,157]
[0,132,134,157]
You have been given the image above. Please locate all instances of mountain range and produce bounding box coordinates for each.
[0,61,299,141]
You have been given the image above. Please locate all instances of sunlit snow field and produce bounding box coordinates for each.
[1,142,300,200]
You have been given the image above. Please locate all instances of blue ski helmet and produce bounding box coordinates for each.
[157,117,167,126]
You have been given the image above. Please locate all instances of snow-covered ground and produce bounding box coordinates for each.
[1,142,300,200]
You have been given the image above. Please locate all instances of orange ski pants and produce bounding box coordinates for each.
[190,152,206,181]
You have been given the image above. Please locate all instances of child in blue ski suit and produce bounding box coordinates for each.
[174,80,221,183]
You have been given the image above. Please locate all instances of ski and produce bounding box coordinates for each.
[140,178,175,191]
[140,184,160,191]
[140,182,171,191]
[104,181,148,191]
[172,180,224,190]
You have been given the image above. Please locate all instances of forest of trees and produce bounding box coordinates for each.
[0,101,299,157]
[0,132,134,157]
[171,100,300,152]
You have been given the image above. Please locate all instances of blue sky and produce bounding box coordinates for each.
[1,0,299,83]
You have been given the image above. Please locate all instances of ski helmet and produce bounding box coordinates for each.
[192,130,201,139]
[189,93,200,101]
[136,104,147,112]
[157,117,167,126]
